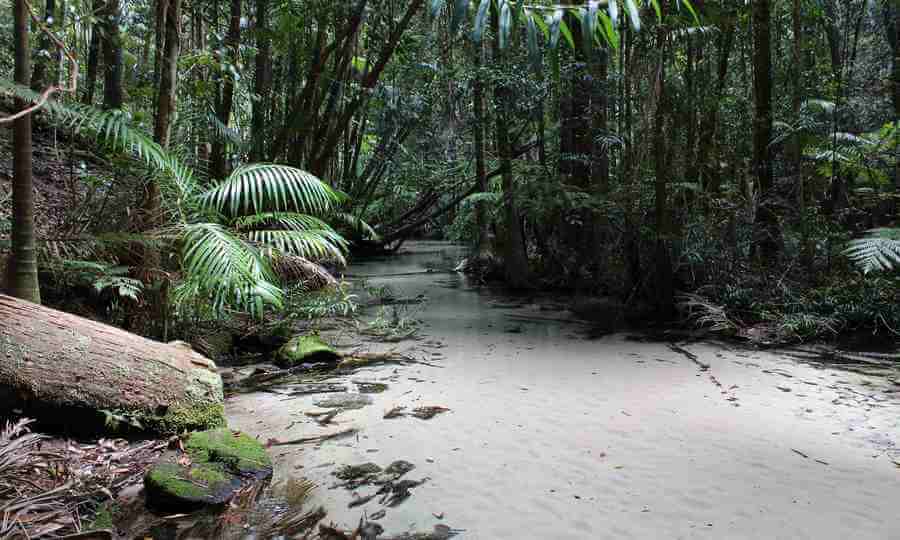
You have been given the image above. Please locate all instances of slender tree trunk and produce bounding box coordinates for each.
[887,4,899,191]
[696,16,734,196]
[472,39,490,256]
[154,0,167,85]
[491,3,530,288]
[101,0,124,109]
[653,22,674,319]
[211,0,241,180]
[752,0,777,259]
[83,0,102,105]
[251,0,270,161]
[9,0,41,303]
[792,0,811,267]
[31,0,56,91]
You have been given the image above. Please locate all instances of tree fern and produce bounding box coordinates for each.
[845,229,900,274]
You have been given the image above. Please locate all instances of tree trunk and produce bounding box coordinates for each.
[793,0,811,267]
[887,4,899,191]
[30,0,56,91]
[653,22,674,319]
[83,0,102,105]
[696,14,734,195]
[0,295,224,434]
[251,0,270,161]
[9,0,41,304]
[491,3,530,289]
[472,38,490,256]
[101,0,124,109]
[143,0,181,278]
[752,0,777,259]
[211,0,241,180]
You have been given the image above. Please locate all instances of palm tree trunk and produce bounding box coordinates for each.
[211,0,241,180]
[9,0,41,303]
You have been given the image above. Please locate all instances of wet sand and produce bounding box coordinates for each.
[227,242,900,539]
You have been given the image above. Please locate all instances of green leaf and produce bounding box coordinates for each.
[679,0,700,24]
[548,9,564,50]
[608,0,619,27]
[624,0,641,30]
[473,0,491,42]
[581,6,595,57]
[525,9,542,74]
[499,0,512,49]
[200,164,340,217]
[559,18,576,50]
[599,11,618,49]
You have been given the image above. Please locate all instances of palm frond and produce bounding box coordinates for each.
[200,164,341,217]
[249,229,348,265]
[844,228,900,274]
[179,223,283,314]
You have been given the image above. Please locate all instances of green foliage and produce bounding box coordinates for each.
[845,229,900,274]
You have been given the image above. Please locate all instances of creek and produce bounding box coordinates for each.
[228,241,900,539]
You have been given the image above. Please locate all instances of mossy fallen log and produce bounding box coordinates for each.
[0,294,225,434]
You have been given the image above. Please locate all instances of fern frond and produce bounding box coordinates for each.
[844,229,900,274]
[249,229,348,264]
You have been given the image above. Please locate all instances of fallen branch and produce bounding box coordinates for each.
[266,428,358,447]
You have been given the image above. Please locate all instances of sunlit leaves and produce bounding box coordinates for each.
[845,229,900,274]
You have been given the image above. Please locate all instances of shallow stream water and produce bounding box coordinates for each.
[228,241,900,539]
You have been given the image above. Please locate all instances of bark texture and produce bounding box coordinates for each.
[0,295,225,434]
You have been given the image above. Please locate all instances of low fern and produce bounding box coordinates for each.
[844,229,900,274]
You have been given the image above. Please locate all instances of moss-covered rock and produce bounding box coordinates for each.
[185,429,272,478]
[143,429,272,511]
[276,334,341,367]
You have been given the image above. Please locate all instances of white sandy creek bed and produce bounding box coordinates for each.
[227,242,900,540]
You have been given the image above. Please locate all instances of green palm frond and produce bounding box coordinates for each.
[331,212,380,241]
[180,223,283,314]
[233,212,333,232]
[200,164,341,217]
[249,229,348,264]
[844,228,900,274]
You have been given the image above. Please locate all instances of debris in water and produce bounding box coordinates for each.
[335,463,383,480]
[411,406,450,420]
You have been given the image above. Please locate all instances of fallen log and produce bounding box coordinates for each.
[0,294,225,434]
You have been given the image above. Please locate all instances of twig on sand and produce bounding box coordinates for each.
[383,406,407,419]
[411,406,450,420]
[791,448,809,459]
[266,428,358,447]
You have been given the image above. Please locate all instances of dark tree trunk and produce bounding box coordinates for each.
[653,23,674,319]
[83,0,102,105]
[30,0,56,91]
[9,0,40,304]
[251,0,270,161]
[101,0,124,109]
[752,0,777,259]
[491,3,530,289]
[211,0,241,180]
[472,39,490,255]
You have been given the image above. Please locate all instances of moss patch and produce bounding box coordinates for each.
[85,502,115,531]
[276,334,340,367]
[150,402,227,435]
[184,429,271,476]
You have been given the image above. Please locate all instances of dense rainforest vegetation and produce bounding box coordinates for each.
[0,0,898,342]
